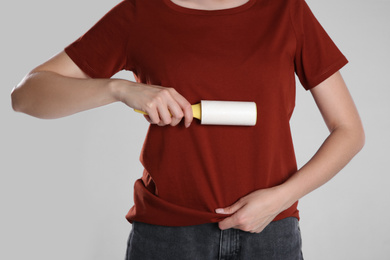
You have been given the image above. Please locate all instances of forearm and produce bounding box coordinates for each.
[216,72,364,233]
[278,125,365,211]
[11,71,126,119]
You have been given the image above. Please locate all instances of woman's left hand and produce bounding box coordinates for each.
[215,186,291,233]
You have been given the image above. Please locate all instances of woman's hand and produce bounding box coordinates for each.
[12,50,193,126]
[215,186,290,233]
[215,71,365,234]
[114,80,193,127]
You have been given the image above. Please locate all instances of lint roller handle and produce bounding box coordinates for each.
[134,103,201,120]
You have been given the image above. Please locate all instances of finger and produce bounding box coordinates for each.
[167,103,184,127]
[218,214,241,231]
[216,201,246,231]
[168,89,193,128]
[156,103,172,126]
[215,199,244,215]
[145,105,160,125]
[170,114,182,127]
[182,102,194,128]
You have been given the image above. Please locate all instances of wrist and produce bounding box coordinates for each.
[108,78,133,103]
[274,182,300,212]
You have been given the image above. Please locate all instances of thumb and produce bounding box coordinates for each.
[215,200,244,215]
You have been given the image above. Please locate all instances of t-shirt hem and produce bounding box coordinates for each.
[126,207,300,226]
[125,179,300,227]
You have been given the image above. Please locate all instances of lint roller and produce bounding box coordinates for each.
[134,100,257,126]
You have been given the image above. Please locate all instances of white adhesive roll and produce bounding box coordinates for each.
[200,100,257,126]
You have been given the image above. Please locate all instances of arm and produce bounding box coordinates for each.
[11,51,193,127]
[216,71,365,233]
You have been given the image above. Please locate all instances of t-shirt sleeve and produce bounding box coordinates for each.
[290,0,348,90]
[64,0,134,78]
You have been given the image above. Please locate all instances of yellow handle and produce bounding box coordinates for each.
[191,103,201,120]
[134,103,201,120]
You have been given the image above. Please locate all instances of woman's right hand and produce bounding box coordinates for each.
[113,80,193,128]
[12,50,193,127]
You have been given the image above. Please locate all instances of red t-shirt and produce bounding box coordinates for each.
[65,0,348,226]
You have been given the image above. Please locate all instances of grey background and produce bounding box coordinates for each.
[1,0,389,259]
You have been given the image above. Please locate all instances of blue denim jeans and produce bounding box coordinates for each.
[125,217,303,260]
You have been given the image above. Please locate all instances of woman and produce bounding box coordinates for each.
[11,0,364,259]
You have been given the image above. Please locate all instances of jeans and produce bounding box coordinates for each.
[125,217,303,260]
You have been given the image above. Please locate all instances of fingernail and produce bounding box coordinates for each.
[215,208,224,214]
